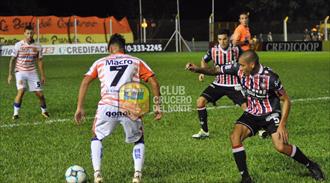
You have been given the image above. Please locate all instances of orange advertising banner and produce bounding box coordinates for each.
[0,16,133,45]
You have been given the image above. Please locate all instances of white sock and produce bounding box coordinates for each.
[41,107,47,113]
[91,139,102,172]
[133,143,145,172]
[14,106,20,115]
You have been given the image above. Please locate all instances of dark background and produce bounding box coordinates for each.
[1,0,329,41]
[1,0,328,21]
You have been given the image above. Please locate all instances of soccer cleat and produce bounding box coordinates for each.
[94,171,103,183]
[307,161,325,181]
[258,130,268,139]
[192,129,209,139]
[240,176,253,183]
[12,115,19,120]
[132,171,142,183]
[41,112,50,118]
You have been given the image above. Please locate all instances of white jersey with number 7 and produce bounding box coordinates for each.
[85,53,154,107]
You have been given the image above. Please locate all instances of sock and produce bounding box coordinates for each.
[289,145,311,166]
[40,99,47,113]
[41,106,47,113]
[197,107,208,132]
[232,144,249,178]
[133,142,145,172]
[91,137,103,172]
[13,102,21,115]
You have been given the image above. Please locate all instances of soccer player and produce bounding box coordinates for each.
[74,34,162,183]
[232,12,252,51]
[7,25,49,119]
[192,29,246,139]
[186,50,325,182]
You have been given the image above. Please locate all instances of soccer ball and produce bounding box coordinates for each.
[65,165,87,183]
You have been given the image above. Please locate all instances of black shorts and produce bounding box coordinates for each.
[236,111,281,136]
[201,83,246,106]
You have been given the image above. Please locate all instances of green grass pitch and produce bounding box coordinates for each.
[0,52,329,183]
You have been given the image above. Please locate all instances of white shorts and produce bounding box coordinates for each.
[93,105,144,143]
[15,71,42,92]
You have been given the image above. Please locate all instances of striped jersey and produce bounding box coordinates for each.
[85,53,154,106]
[11,40,43,72]
[203,44,242,86]
[220,63,285,116]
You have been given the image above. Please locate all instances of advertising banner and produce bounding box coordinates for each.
[0,43,163,56]
[0,16,133,45]
[262,41,322,51]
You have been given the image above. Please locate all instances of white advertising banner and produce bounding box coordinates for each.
[0,43,108,56]
[0,43,163,56]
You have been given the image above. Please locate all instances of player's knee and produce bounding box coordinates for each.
[196,97,207,108]
[230,132,241,144]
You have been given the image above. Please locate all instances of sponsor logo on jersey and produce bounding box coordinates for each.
[106,59,133,65]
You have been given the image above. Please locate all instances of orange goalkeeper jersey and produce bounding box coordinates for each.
[233,24,251,51]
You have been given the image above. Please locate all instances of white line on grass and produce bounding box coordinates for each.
[0,96,329,128]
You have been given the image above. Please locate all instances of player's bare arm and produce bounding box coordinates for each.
[75,75,95,124]
[8,56,17,84]
[148,76,162,120]
[199,59,208,81]
[37,58,46,84]
[277,90,291,143]
[185,63,220,76]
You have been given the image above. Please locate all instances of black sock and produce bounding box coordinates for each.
[290,145,311,166]
[232,145,249,178]
[197,107,208,132]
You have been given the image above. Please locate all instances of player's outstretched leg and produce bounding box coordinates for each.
[271,133,325,181]
[132,137,145,183]
[91,137,103,183]
[35,91,49,118]
[230,124,252,183]
[12,89,25,120]
[192,96,209,139]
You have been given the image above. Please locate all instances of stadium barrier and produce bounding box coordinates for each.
[0,43,163,56]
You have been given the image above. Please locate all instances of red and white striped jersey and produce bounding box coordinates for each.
[220,63,285,116]
[85,53,154,106]
[203,44,242,87]
[11,40,43,72]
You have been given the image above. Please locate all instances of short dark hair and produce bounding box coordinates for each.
[241,50,259,64]
[240,12,249,17]
[217,29,230,36]
[108,33,125,51]
[24,24,34,31]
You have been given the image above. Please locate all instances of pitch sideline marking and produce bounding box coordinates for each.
[0,96,329,128]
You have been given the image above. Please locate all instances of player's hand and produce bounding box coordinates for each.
[154,105,162,120]
[232,40,239,46]
[74,108,85,125]
[7,74,12,84]
[185,63,197,72]
[277,125,289,144]
[198,74,204,81]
